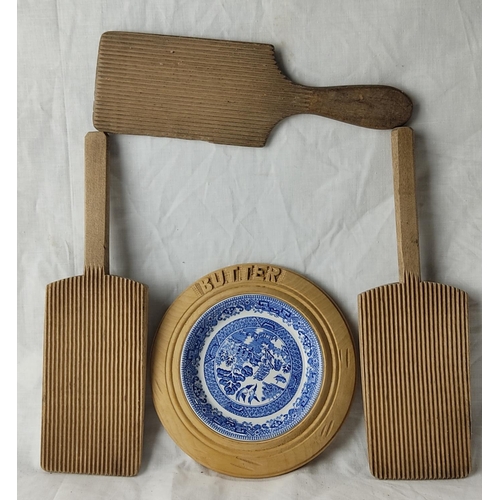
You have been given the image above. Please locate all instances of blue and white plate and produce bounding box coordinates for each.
[180,294,323,441]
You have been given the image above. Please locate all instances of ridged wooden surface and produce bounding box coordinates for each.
[94,31,303,147]
[358,273,471,479]
[41,267,148,476]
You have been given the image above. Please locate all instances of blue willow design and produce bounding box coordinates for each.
[181,294,323,441]
[204,316,303,418]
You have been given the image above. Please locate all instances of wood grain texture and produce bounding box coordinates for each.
[151,264,356,478]
[41,132,148,476]
[358,128,471,479]
[93,31,413,147]
[392,127,420,281]
[84,132,109,272]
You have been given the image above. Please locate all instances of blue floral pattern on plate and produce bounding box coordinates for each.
[181,294,323,441]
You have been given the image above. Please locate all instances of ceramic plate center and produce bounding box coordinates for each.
[180,294,323,441]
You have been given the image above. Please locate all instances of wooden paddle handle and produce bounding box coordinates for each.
[391,127,421,282]
[84,131,109,274]
[307,85,412,130]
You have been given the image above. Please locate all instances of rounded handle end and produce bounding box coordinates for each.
[308,85,413,130]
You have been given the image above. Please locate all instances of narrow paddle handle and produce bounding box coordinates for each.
[84,131,109,274]
[391,127,421,282]
[307,85,412,130]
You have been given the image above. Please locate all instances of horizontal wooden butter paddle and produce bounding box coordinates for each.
[41,132,148,476]
[358,127,471,479]
[93,31,413,147]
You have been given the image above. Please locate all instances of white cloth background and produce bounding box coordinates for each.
[18,1,482,498]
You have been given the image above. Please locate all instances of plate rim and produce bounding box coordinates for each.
[151,263,356,478]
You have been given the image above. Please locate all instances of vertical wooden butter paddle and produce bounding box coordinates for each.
[41,132,148,476]
[358,127,471,479]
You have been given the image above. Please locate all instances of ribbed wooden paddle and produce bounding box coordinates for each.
[93,31,413,147]
[358,127,471,479]
[41,132,148,476]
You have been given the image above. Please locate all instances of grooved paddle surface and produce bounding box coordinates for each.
[93,31,310,147]
[41,267,148,476]
[358,275,471,479]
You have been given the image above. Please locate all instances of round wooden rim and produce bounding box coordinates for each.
[151,263,356,478]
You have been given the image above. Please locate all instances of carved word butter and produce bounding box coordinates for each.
[194,264,283,295]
